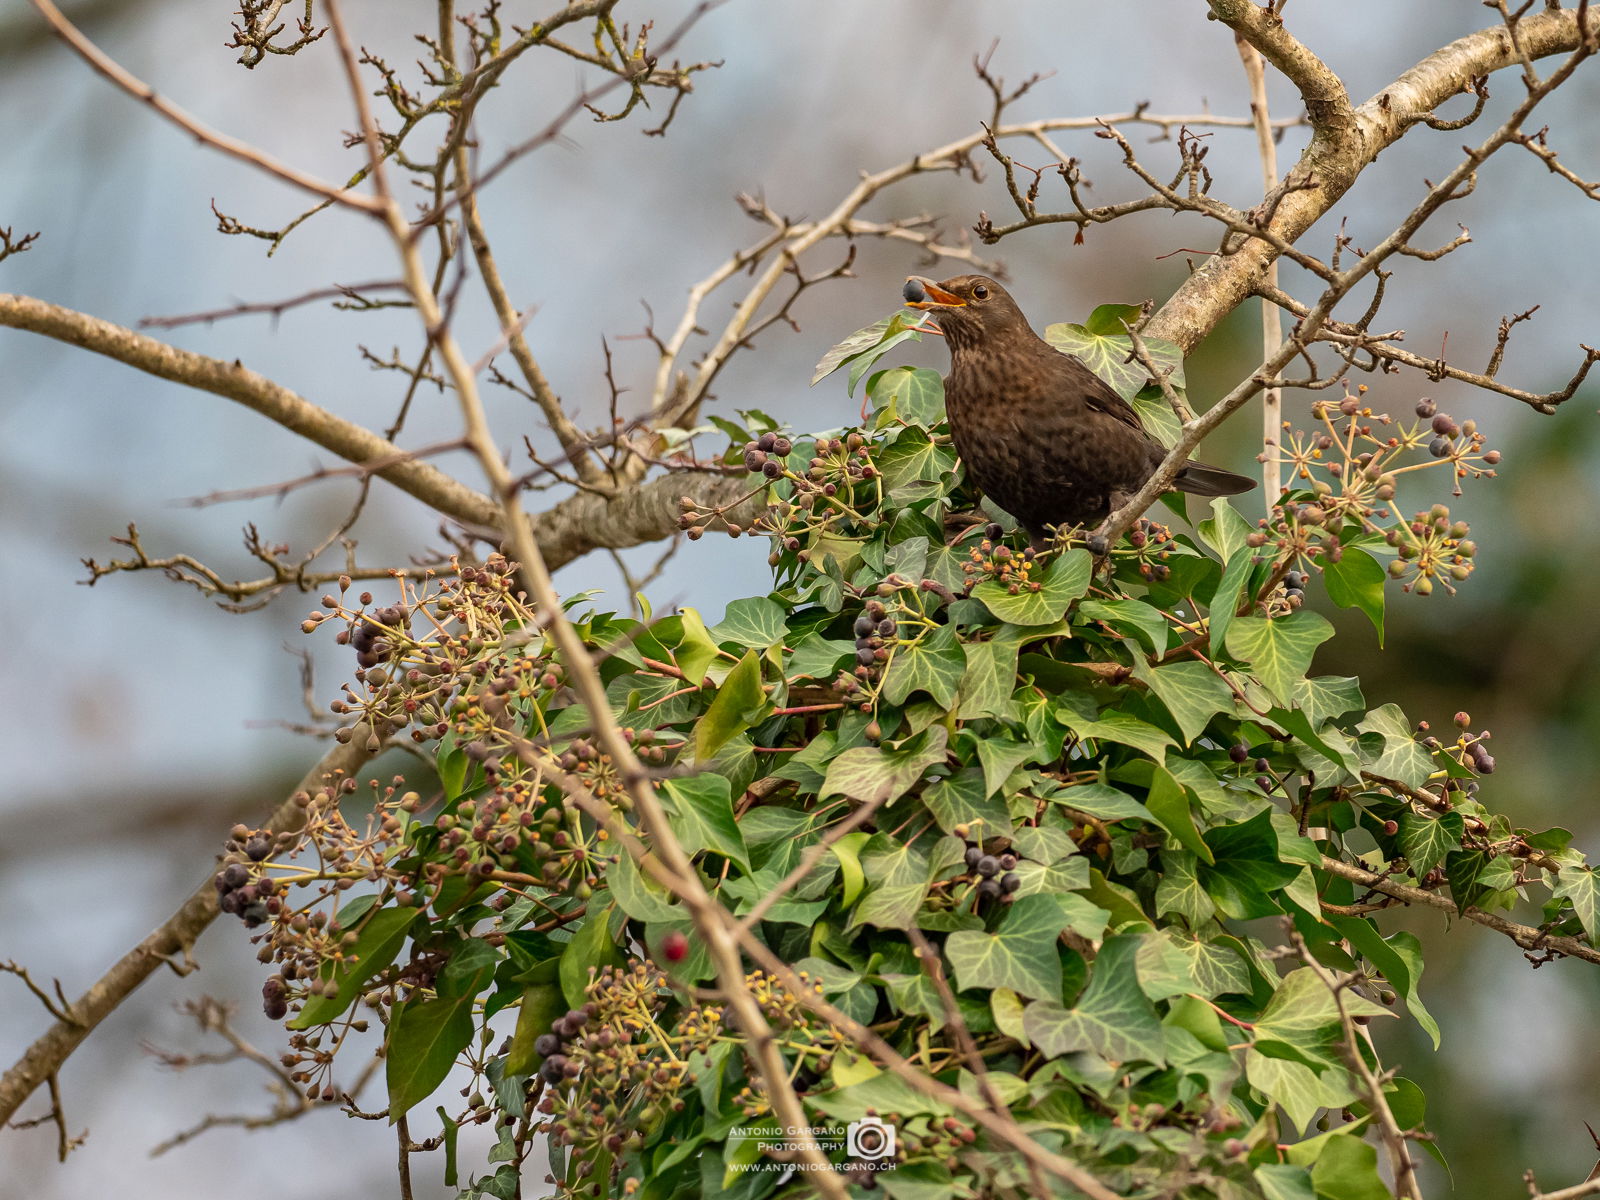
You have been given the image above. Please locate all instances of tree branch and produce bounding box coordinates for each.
[1149,6,1600,352]
[0,740,374,1128]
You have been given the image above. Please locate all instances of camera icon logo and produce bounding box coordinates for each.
[845,1116,896,1160]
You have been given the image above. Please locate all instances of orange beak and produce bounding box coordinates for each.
[903,276,965,309]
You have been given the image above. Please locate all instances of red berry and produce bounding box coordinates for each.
[661,931,689,963]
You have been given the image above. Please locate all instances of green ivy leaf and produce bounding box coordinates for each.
[1295,675,1366,726]
[853,837,931,931]
[1207,544,1259,655]
[505,972,566,1075]
[1310,1132,1394,1200]
[811,312,926,390]
[608,848,681,923]
[388,991,477,1116]
[868,365,946,427]
[560,907,625,1010]
[956,637,1021,721]
[1397,809,1464,878]
[1254,1164,1316,1200]
[883,623,965,708]
[661,774,750,871]
[973,550,1092,626]
[1079,598,1172,654]
[711,597,787,649]
[1225,611,1335,705]
[1200,811,1301,920]
[821,726,948,805]
[1323,548,1387,644]
[1357,703,1435,788]
[1023,935,1166,1063]
[945,894,1070,1000]
[291,906,419,1029]
[1141,660,1235,745]
[1043,314,1185,400]
[878,425,960,500]
[1552,864,1600,940]
[695,650,769,763]
[1057,707,1175,761]
[1144,764,1214,864]
[1329,919,1439,1049]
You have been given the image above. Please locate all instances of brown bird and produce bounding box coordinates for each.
[903,274,1254,537]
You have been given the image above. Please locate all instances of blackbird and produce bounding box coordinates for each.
[903,274,1255,536]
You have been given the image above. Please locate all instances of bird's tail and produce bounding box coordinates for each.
[1175,460,1257,498]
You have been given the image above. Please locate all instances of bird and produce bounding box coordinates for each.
[901,273,1255,538]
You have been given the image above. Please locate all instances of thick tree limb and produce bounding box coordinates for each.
[0,293,757,571]
[1150,6,1600,352]
[0,740,373,1128]
[0,293,500,528]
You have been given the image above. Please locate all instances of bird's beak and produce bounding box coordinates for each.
[903,276,965,309]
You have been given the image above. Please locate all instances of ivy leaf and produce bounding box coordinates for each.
[821,725,949,805]
[608,848,681,923]
[695,650,770,763]
[1057,707,1175,761]
[711,597,787,649]
[1144,764,1213,864]
[1245,1049,1358,1135]
[788,634,853,681]
[1310,1132,1394,1200]
[1043,313,1185,400]
[387,993,476,1117]
[1397,810,1463,878]
[945,894,1069,1000]
[1207,544,1259,655]
[505,974,566,1076]
[973,550,1092,626]
[854,835,931,930]
[878,426,959,500]
[1254,1165,1317,1200]
[1323,548,1387,645]
[1132,389,1182,448]
[1079,598,1171,654]
[1199,810,1301,919]
[1197,496,1256,564]
[1552,864,1600,940]
[1255,967,1392,1060]
[1295,675,1365,726]
[1329,919,1439,1049]
[661,774,750,871]
[1225,611,1335,705]
[811,311,927,391]
[957,637,1021,721]
[868,365,945,427]
[674,607,721,685]
[923,769,1010,840]
[291,907,418,1029]
[883,623,965,708]
[559,907,625,1010]
[1356,703,1435,789]
[1141,660,1235,745]
[1023,935,1166,1064]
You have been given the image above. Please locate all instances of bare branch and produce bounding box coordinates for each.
[29,0,382,212]
[0,743,376,1128]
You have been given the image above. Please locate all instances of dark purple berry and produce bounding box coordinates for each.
[1000,872,1021,894]
[977,855,999,878]
[964,846,983,870]
[1229,744,1250,764]
[534,1033,561,1057]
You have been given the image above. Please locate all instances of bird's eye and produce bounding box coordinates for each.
[973,284,989,300]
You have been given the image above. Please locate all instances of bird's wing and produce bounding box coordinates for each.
[1062,352,1146,434]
